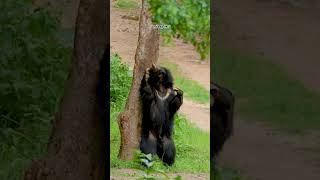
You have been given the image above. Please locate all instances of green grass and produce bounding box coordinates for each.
[160,60,210,105]
[213,167,243,180]
[110,54,210,174]
[114,0,139,10]
[212,48,320,133]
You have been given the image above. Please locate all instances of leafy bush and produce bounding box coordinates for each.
[110,53,132,104]
[149,0,210,60]
[0,0,71,179]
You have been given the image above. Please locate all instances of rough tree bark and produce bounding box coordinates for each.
[24,0,108,179]
[118,0,160,160]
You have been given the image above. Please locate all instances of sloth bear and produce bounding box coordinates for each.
[211,82,235,161]
[140,64,183,166]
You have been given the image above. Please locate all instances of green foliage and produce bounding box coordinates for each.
[0,0,71,179]
[212,48,320,133]
[135,151,180,179]
[137,152,154,168]
[110,53,132,104]
[110,54,210,174]
[149,0,210,60]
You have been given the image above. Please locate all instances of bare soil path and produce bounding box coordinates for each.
[216,0,320,179]
[110,168,209,180]
[180,100,210,132]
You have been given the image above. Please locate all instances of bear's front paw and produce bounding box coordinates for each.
[174,87,183,96]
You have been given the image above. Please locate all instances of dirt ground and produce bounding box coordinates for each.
[218,116,320,180]
[110,168,209,180]
[216,0,320,179]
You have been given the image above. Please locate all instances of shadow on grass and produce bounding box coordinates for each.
[212,48,320,133]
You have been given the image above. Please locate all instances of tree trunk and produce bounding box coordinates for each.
[24,0,108,179]
[118,0,160,160]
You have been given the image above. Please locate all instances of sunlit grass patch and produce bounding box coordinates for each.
[212,48,320,133]
[114,0,139,10]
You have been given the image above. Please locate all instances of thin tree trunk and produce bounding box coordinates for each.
[24,0,108,179]
[118,0,160,160]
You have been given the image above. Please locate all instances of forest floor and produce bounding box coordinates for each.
[216,0,320,179]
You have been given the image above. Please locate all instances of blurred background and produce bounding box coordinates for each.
[212,0,320,179]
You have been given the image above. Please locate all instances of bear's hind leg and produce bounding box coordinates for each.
[157,136,176,166]
[140,131,157,155]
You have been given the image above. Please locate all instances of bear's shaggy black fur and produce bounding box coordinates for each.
[211,82,235,160]
[140,65,183,166]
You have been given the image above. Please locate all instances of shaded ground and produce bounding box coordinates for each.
[216,0,320,179]
[218,116,320,180]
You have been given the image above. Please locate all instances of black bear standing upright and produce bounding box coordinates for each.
[140,64,183,166]
[211,82,235,161]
